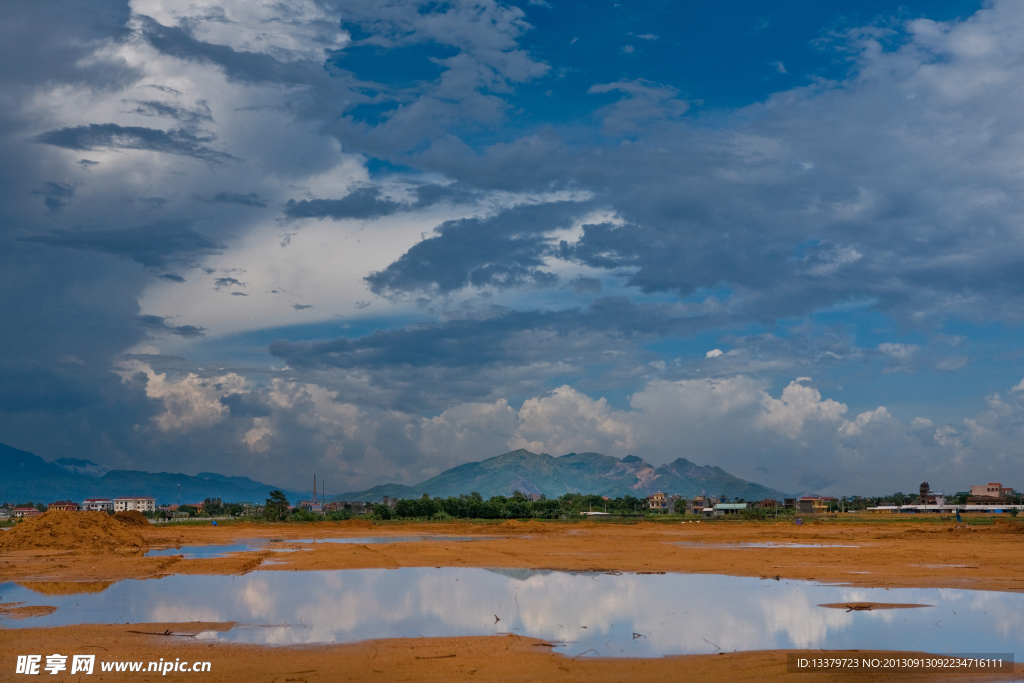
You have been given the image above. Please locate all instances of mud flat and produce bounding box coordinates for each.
[4,515,1024,592]
[3,514,1024,682]
[3,626,1022,683]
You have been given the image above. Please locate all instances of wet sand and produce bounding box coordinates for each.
[4,516,1024,592]
[3,625,1020,683]
[3,515,1024,681]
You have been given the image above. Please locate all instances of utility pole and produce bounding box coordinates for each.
[314,474,316,504]
[177,483,180,508]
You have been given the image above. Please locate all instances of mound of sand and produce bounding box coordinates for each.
[0,510,144,553]
[113,510,150,527]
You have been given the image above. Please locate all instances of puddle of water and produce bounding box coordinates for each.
[144,536,498,558]
[3,569,1023,658]
[675,542,861,549]
[146,543,265,559]
[145,543,300,559]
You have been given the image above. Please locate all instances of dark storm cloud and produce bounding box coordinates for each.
[284,183,477,221]
[32,181,76,211]
[571,277,602,295]
[35,123,235,162]
[0,1,135,88]
[218,392,271,418]
[285,187,404,220]
[125,99,213,126]
[270,296,715,371]
[0,362,103,413]
[137,16,334,88]
[266,296,732,412]
[365,201,582,296]
[160,273,186,283]
[411,183,478,207]
[210,192,266,207]
[137,314,207,338]
[20,221,224,268]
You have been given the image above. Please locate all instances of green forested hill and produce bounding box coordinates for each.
[336,449,786,502]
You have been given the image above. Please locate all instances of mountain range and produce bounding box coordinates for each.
[1,442,787,507]
[0,443,304,506]
[336,449,787,502]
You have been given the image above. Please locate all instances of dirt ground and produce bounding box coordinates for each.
[2,514,1024,682]
[4,515,1024,592]
[3,625,1020,683]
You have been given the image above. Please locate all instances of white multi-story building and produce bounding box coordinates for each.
[82,498,114,512]
[113,496,156,512]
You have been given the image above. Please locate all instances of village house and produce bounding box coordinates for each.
[713,502,748,516]
[82,498,114,512]
[796,495,835,514]
[969,483,1014,500]
[919,482,945,506]
[12,507,41,518]
[48,500,79,511]
[113,496,156,512]
[686,495,716,515]
[647,492,682,512]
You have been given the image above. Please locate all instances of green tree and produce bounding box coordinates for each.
[264,490,290,521]
[202,497,224,517]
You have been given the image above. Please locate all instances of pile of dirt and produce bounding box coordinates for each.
[113,510,150,527]
[0,510,145,553]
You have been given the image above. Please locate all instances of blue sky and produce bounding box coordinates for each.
[3,0,1024,496]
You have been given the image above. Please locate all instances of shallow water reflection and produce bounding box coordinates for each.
[146,543,275,558]
[3,569,1023,658]
[145,536,499,558]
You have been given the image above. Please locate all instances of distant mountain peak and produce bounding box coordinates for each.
[336,448,786,503]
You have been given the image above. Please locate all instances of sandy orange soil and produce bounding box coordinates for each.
[3,515,1024,592]
[3,515,1024,682]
